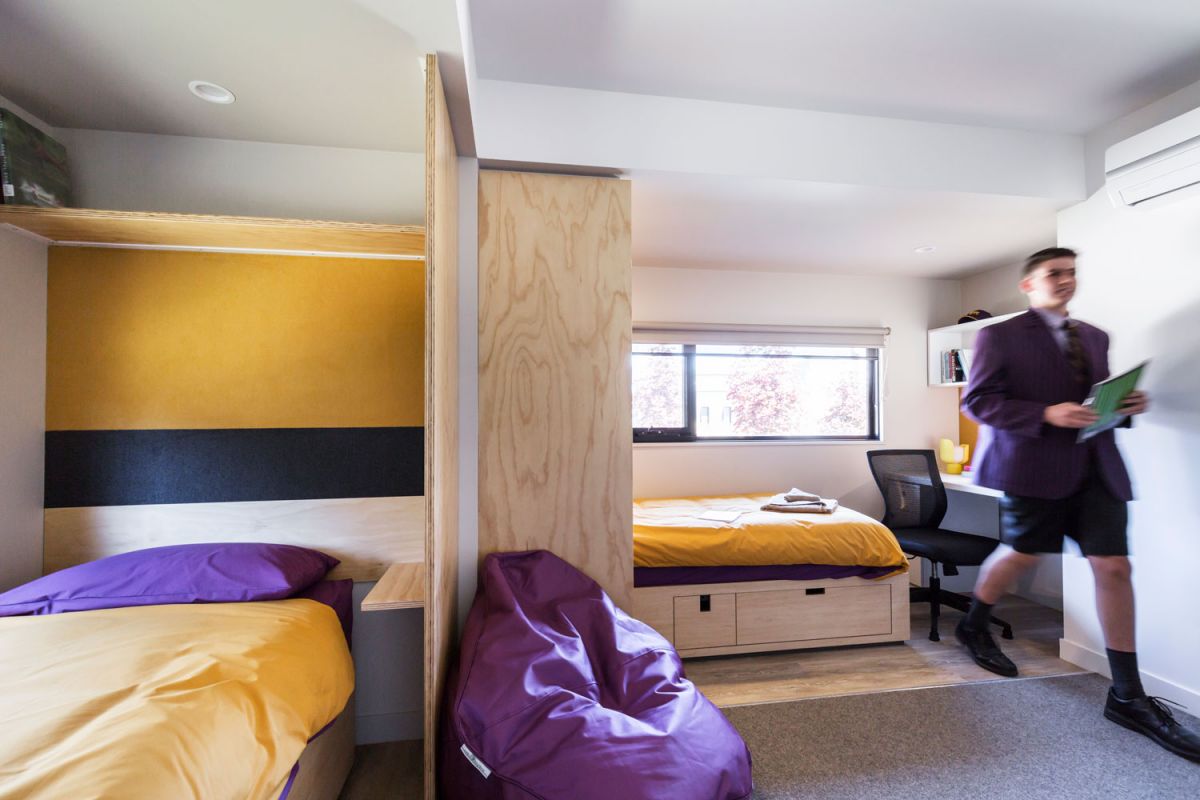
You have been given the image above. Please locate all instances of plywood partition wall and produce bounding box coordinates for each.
[478,171,633,609]
[422,54,459,800]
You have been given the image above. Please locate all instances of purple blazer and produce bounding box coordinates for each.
[962,310,1132,501]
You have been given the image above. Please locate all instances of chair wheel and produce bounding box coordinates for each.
[1001,628,1014,640]
[929,631,940,642]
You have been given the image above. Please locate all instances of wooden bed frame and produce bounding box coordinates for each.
[632,572,910,658]
[284,696,357,800]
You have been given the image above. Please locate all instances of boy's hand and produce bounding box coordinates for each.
[1044,402,1099,428]
[1119,390,1149,416]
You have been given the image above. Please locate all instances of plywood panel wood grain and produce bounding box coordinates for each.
[43,496,424,582]
[478,170,632,609]
[422,54,460,800]
[361,561,425,611]
[0,205,424,257]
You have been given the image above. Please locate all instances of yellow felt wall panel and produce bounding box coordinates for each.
[47,247,424,430]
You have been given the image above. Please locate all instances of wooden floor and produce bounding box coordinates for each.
[338,739,422,800]
[685,595,1082,708]
[338,596,1080,797]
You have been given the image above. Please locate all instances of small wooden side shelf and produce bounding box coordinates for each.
[361,561,425,611]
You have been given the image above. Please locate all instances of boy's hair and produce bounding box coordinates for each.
[1023,247,1077,276]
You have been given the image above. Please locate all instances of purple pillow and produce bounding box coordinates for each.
[297,579,355,644]
[0,542,339,617]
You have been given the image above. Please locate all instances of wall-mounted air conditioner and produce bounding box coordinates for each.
[1105,105,1200,209]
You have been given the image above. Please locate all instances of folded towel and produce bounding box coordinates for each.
[761,496,839,514]
[783,487,820,502]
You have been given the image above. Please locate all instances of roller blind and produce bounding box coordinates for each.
[632,322,889,348]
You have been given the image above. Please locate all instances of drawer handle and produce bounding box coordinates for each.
[805,588,826,596]
[699,595,711,612]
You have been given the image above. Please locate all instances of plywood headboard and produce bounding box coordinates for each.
[43,498,423,582]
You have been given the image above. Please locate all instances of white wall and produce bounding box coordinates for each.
[961,261,1027,317]
[474,81,1085,204]
[0,227,47,591]
[57,129,426,225]
[1057,188,1200,713]
[632,266,961,516]
[1,94,426,224]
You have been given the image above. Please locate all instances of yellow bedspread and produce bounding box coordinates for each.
[634,494,908,574]
[0,599,354,800]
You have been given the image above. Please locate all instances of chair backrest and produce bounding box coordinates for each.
[866,450,948,530]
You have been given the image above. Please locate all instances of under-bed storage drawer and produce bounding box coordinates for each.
[735,585,891,645]
[673,593,736,650]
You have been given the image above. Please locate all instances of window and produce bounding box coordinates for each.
[632,325,884,443]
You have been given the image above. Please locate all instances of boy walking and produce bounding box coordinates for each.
[958,247,1199,762]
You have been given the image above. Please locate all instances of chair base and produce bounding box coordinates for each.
[910,578,1013,642]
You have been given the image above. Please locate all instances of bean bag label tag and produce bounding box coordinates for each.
[461,744,491,778]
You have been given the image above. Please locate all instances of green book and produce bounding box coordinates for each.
[0,107,72,207]
[1078,360,1148,443]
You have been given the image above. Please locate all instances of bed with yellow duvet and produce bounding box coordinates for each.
[631,494,911,657]
[0,543,355,800]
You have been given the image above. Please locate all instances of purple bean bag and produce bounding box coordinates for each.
[440,550,753,800]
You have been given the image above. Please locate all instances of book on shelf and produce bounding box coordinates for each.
[938,348,974,384]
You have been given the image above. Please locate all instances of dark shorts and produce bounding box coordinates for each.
[1000,470,1128,557]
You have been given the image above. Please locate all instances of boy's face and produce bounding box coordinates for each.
[1020,256,1076,310]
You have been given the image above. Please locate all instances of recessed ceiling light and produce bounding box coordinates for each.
[188,80,235,105]
[914,245,937,254]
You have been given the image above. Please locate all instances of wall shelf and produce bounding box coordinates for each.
[927,311,1023,387]
[361,561,426,611]
[0,205,425,259]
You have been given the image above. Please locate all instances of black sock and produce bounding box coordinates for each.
[1107,649,1145,700]
[964,598,994,631]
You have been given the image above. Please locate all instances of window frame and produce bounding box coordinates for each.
[632,341,881,444]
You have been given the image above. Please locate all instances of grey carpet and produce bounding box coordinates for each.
[724,674,1200,800]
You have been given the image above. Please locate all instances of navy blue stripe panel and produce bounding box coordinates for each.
[45,428,424,508]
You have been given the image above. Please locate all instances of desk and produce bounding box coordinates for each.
[939,472,1002,498]
[934,472,1062,608]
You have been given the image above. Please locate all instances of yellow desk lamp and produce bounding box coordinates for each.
[939,438,970,474]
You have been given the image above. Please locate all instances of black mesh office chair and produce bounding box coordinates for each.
[866,449,1013,642]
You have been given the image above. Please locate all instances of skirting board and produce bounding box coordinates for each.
[1060,639,1199,715]
[356,709,424,745]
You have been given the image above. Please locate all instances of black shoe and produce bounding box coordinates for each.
[1104,689,1200,763]
[954,619,1018,677]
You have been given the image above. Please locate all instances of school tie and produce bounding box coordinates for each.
[1063,320,1090,386]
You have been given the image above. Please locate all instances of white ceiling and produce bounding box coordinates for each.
[469,0,1200,135]
[632,172,1058,277]
[467,0,1200,277]
[0,0,443,152]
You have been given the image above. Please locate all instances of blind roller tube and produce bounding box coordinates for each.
[633,322,889,348]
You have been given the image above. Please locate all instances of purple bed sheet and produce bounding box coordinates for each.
[634,563,898,587]
[440,550,753,800]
